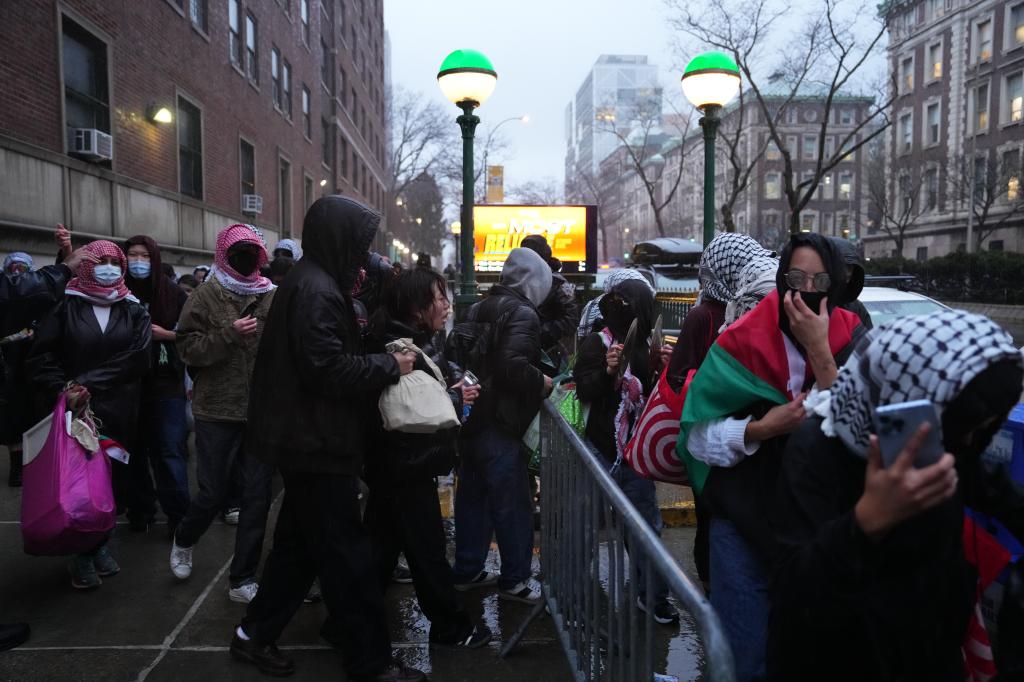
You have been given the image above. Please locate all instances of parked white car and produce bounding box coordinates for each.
[858,286,951,327]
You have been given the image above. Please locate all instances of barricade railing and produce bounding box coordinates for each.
[500,401,736,682]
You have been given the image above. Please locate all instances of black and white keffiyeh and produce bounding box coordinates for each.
[822,310,1023,457]
[699,233,774,305]
[721,255,779,331]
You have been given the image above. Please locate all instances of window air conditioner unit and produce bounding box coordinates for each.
[242,194,264,214]
[68,128,113,161]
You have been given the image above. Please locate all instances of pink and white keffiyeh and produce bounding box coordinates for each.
[209,223,274,296]
[65,240,136,307]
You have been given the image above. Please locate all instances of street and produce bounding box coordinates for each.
[0,461,706,682]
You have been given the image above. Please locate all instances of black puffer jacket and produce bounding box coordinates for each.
[246,196,401,475]
[27,296,152,448]
[537,272,580,371]
[366,316,463,481]
[460,285,546,439]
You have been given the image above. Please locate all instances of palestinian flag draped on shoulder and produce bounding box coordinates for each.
[676,290,861,495]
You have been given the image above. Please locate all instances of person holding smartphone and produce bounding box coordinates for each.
[769,310,1024,681]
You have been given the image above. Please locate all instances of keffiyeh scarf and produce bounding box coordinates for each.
[599,327,646,467]
[819,310,1023,457]
[577,269,655,340]
[721,255,779,332]
[698,233,774,305]
[65,240,137,307]
[210,223,275,296]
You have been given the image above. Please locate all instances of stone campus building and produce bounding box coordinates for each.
[0,0,388,269]
[867,0,1024,259]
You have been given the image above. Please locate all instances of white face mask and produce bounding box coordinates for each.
[93,264,122,285]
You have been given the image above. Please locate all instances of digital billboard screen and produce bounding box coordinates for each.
[472,204,597,273]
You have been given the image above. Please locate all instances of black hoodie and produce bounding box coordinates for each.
[245,196,401,475]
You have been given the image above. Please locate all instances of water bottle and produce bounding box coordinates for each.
[461,370,479,424]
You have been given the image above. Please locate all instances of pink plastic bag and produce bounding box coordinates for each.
[21,394,116,556]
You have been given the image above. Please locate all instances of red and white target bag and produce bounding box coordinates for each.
[623,368,694,485]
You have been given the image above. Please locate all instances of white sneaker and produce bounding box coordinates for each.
[228,582,259,603]
[170,541,193,580]
[223,508,240,525]
[498,579,542,604]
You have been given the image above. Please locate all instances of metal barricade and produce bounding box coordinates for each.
[655,292,697,334]
[500,401,736,682]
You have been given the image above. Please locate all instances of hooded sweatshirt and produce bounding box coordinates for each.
[500,247,552,308]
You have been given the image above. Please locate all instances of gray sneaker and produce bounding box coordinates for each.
[91,546,120,577]
[69,555,101,590]
[228,582,259,604]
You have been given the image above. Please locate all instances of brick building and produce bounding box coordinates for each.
[867,0,1024,259]
[0,0,388,268]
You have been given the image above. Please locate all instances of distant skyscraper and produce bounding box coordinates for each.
[565,55,662,185]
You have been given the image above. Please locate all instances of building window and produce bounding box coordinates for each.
[916,246,928,262]
[973,83,990,132]
[340,135,349,177]
[321,118,331,168]
[972,156,988,202]
[302,85,311,139]
[61,17,110,138]
[1005,149,1021,200]
[975,18,993,62]
[189,0,207,31]
[320,39,332,91]
[785,135,798,159]
[822,173,834,200]
[352,88,358,119]
[899,112,913,153]
[282,60,292,118]
[765,172,781,200]
[803,134,818,161]
[1010,2,1024,49]
[245,12,258,84]
[304,174,314,209]
[926,102,940,145]
[840,108,855,125]
[800,213,816,231]
[990,240,1005,252]
[838,171,852,200]
[925,166,938,210]
[340,68,347,107]
[279,158,292,236]
[271,47,281,109]
[228,0,242,67]
[838,213,850,232]
[239,138,255,200]
[898,173,913,214]
[900,55,914,93]
[928,42,942,80]
[926,0,941,21]
[353,153,360,190]
[300,0,310,44]
[1005,72,1023,124]
[178,96,203,199]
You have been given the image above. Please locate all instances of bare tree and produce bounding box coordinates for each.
[867,145,924,270]
[565,164,611,259]
[669,0,895,234]
[386,86,456,202]
[948,152,1024,251]
[507,178,563,205]
[595,95,693,237]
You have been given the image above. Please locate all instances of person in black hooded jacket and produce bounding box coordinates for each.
[364,267,492,650]
[520,234,580,374]
[828,237,872,329]
[236,196,426,682]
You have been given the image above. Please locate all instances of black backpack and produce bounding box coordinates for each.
[446,300,516,382]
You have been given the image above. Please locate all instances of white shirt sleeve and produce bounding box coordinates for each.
[687,417,759,468]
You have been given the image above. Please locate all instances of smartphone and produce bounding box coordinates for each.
[872,399,945,468]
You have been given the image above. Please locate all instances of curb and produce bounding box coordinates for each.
[660,501,697,528]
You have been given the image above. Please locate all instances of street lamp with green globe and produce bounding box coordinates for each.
[437,49,497,317]
[681,51,741,247]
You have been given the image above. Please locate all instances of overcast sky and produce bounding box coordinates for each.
[383,0,683,194]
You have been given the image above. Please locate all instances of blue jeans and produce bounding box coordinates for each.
[453,427,534,590]
[608,458,669,603]
[710,517,770,682]
[142,398,190,524]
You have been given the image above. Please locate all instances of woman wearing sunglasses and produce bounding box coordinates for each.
[676,233,864,681]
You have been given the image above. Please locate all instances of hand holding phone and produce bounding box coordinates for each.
[872,400,945,468]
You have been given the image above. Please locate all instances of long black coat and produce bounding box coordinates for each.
[27,296,152,448]
[459,285,546,440]
[245,196,400,476]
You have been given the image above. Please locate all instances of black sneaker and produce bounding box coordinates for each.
[351,659,427,682]
[430,624,492,649]
[453,570,498,592]
[636,596,680,625]
[229,631,295,677]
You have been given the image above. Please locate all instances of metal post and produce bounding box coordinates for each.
[456,101,480,319]
[699,104,721,247]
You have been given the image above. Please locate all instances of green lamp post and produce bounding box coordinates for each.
[681,51,741,247]
[437,49,497,317]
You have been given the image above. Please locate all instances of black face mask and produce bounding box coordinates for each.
[600,296,635,339]
[794,290,827,313]
[228,251,259,276]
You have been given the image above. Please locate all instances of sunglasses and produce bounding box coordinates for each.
[784,269,831,293]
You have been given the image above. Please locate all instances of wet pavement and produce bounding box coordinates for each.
[0,447,705,681]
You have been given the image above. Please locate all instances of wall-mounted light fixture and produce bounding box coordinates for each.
[146,103,173,124]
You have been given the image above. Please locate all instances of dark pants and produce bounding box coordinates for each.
[607,457,669,603]
[365,475,471,642]
[242,470,392,678]
[694,492,711,584]
[113,433,155,524]
[453,427,534,590]
[140,398,190,524]
[174,419,272,587]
